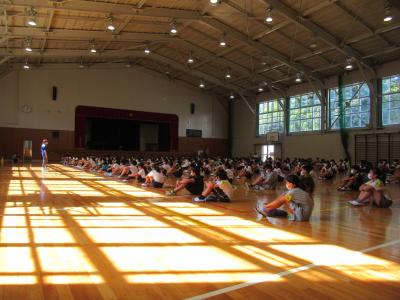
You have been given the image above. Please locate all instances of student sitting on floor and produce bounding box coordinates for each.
[337,165,364,191]
[236,162,252,180]
[223,162,235,184]
[255,174,314,221]
[318,162,334,180]
[123,162,145,182]
[142,164,165,188]
[299,164,315,195]
[166,166,204,196]
[274,162,285,182]
[386,163,400,184]
[348,168,392,207]
[193,169,233,203]
[118,160,137,178]
[246,164,278,190]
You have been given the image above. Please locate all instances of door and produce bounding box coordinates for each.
[261,144,275,161]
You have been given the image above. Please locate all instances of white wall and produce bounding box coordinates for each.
[0,72,19,126]
[0,67,228,138]
[232,60,400,160]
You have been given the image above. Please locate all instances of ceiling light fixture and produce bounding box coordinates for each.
[345,58,353,70]
[144,45,151,55]
[170,19,178,35]
[225,69,231,79]
[107,16,115,31]
[295,73,302,83]
[265,8,273,24]
[219,34,227,47]
[309,36,317,49]
[23,57,30,69]
[24,37,33,52]
[187,52,194,64]
[79,57,85,69]
[199,80,205,88]
[257,84,264,92]
[27,17,37,27]
[26,7,37,26]
[384,0,393,22]
[90,40,97,53]
[229,91,235,99]
[209,0,221,6]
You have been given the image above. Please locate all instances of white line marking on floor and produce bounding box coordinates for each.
[185,239,400,300]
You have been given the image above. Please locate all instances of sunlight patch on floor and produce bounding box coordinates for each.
[101,246,261,273]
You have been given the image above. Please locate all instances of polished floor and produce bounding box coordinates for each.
[0,163,399,300]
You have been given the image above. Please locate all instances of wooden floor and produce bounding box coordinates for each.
[0,164,399,300]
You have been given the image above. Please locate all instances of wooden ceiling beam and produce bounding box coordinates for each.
[263,0,375,71]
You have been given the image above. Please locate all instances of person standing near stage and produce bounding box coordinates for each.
[41,139,48,170]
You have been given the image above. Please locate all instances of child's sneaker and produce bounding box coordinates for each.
[348,199,364,206]
[255,200,267,221]
[193,196,206,202]
[166,190,176,196]
[141,183,149,187]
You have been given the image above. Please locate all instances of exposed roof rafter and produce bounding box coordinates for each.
[263,0,375,71]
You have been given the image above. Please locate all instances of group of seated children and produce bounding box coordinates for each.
[62,155,396,222]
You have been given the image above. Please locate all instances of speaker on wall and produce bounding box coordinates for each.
[190,103,195,114]
[52,86,58,101]
[52,131,60,139]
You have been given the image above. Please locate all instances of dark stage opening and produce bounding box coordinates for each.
[75,106,178,151]
[85,118,171,151]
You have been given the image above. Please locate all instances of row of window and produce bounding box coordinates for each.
[258,74,400,135]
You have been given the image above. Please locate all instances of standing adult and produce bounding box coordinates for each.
[41,139,48,170]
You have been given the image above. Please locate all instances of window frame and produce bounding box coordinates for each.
[328,82,371,130]
[381,74,400,127]
[257,99,285,136]
[288,92,322,134]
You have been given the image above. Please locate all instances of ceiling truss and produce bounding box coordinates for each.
[0,0,399,98]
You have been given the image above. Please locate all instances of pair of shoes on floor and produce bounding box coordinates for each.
[254,201,267,221]
[141,183,149,187]
[166,190,176,196]
[339,187,351,191]
[348,199,369,206]
[193,196,206,202]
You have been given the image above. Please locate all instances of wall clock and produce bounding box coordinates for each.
[21,105,32,113]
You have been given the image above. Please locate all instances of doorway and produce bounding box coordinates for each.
[261,144,275,161]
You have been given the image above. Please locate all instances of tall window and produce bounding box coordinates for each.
[258,99,284,135]
[382,75,400,126]
[289,92,321,132]
[329,82,370,129]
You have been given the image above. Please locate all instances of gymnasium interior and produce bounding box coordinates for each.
[0,0,399,299]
